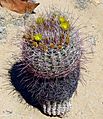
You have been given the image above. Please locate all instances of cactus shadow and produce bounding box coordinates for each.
[8,61,43,113]
[8,61,79,117]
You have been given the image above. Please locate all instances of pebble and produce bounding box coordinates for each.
[89,35,96,46]
[0,16,6,27]
[0,27,6,40]
[91,0,101,5]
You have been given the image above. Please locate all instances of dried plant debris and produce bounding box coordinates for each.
[0,0,40,14]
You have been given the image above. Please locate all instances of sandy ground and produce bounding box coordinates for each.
[0,0,103,119]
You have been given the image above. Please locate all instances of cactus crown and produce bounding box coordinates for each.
[24,13,71,52]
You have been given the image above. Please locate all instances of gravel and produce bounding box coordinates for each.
[0,7,35,42]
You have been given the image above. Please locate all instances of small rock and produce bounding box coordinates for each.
[90,0,101,5]
[0,27,7,40]
[3,110,12,114]
[89,36,96,46]
[0,16,6,27]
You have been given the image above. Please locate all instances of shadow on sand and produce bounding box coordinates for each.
[8,61,79,116]
[8,61,43,113]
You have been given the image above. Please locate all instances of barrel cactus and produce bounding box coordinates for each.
[22,12,82,79]
[10,10,83,117]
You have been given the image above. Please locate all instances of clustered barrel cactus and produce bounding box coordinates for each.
[15,10,83,117]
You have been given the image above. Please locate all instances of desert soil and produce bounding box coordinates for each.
[0,0,103,119]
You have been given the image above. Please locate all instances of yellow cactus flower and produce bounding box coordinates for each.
[59,16,66,23]
[60,21,70,30]
[34,34,42,41]
[36,17,44,24]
